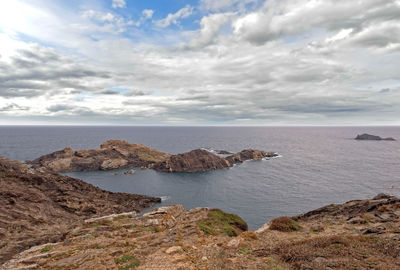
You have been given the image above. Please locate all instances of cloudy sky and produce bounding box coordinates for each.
[0,0,399,125]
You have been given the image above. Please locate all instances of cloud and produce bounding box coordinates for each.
[233,0,400,45]
[1,0,400,125]
[142,9,154,20]
[200,0,258,12]
[155,5,194,28]
[112,0,126,9]
[183,13,235,49]
[82,9,134,33]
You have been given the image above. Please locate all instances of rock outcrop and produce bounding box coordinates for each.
[28,141,278,173]
[225,149,278,165]
[152,149,231,173]
[355,133,396,141]
[4,195,400,270]
[27,140,170,172]
[0,156,160,264]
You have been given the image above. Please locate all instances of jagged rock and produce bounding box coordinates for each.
[152,149,231,173]
[0,156,160,264]
[355,134,396,141]
[27,140,170,172]
[123,169,136,175]
[27,140,277,174]
[373,193,393,200]
[225,149,278,165]
[215,150,233,155]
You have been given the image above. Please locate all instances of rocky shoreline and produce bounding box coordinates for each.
[0,156,160,264]
[2,150,400,269]
[2,191,400,269]
[27,140,278,173]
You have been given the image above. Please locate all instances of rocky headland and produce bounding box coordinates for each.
[3,192,400,270]
[27,140,170,172]
[355,133,396,141]
[27,140,278,173]
[0,156,160,264]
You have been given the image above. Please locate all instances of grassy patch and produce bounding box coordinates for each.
[40,246,52,253]
[269,235,400,269]
[264,257,284,270]
[269,217,301,232]
[115,255,140,269]
[197,209,248,237]
[238,248,252,255]
[113,215,128,221]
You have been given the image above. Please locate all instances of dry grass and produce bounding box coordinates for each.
[269,217,301,232]
[271,235,400,269]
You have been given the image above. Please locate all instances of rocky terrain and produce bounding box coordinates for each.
[28,140,278,173]
[27,140,170,172]
[152,149,231,173]
[355,133,396,141]
[0,156,160,264]
[3,193,400,270]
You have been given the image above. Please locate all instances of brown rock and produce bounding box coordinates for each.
[27,140,170,172]
[152,149,231,173]
[225,149,278,165]
[0,156,160,264]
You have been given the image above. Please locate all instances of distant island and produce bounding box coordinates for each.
[355,133,396,141]
[27,140,278,173]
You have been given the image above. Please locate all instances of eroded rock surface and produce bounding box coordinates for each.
[28,140,278,173]
[152,149,231,173]
[4,195,400,270]
[225,149,278,165]
[0,156,160,264]
[27,140,170,172]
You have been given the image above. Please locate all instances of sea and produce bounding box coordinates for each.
[1,126,399,230]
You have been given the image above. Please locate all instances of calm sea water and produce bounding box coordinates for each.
[1,126,399,230]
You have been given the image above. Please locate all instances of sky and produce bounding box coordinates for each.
[0,0,399,126]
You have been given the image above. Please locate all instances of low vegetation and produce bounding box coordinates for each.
[269,217,301,232]
[271,235,400,269]
[197,209,248,237]
[115,255,140,269]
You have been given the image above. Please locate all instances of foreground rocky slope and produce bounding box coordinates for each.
[3,194,400,269]
[0,157,160,264]
[28,140,278,173]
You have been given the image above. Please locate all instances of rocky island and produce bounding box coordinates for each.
[27,140,278,173]
[355,133,396,141]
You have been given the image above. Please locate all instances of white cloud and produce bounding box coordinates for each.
[155,5,194,28]
[1,0,400,125]
[200,0,258,12]
[142,9,154,20]
[184,13,235,49]
[112,0,126,9]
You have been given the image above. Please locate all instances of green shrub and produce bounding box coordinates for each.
[197,209,248,237]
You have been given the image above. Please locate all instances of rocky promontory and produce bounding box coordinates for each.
[355,133,396,141]
[28,140,278,173]
[0,156,160,264]
[27,140,170,172]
